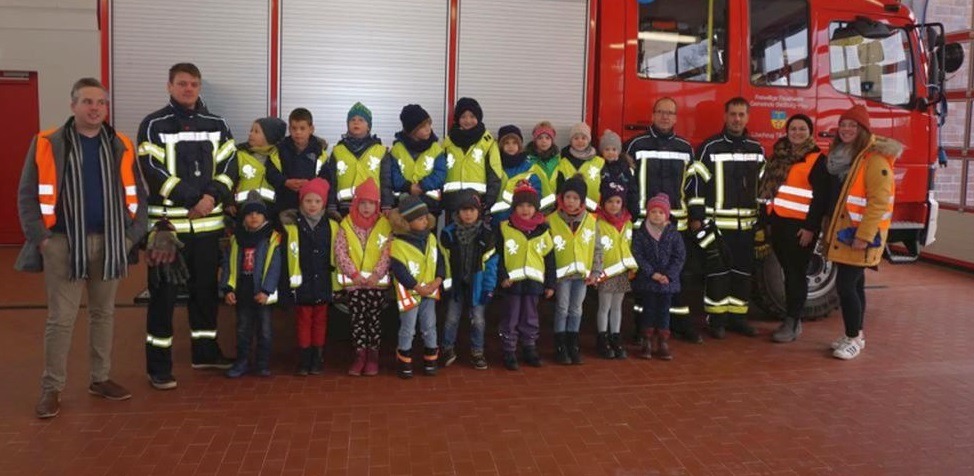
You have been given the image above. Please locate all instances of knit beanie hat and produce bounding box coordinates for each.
[239,190,267,217]
[347,102,373,130]
[647,193,671,218]
[600,181,626,204]
[400,104,431,134]
[532,121,556,141]
[599,129,622,152]
[839,105,870,132]
[299,177,330,204]
[558,174,588,201]
[456,188,482,211]
[398,195,429,222]
[498,124,523,145]
[353,177,380,204]
[453,97,483,124]
[256,117,287,145]
[569,122,591,141]
[511,180,540,210]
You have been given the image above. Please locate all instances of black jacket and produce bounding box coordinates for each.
[267,136,328,212]
[688,129,766,223]
[290,215,334,305]
[599,158,641,221]
[625,126,694,221]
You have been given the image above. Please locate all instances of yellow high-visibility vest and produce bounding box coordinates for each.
[547,212,597,279]
[335,215,392,289]
[227,230,282,304]
[333,143,388,203]
[389,141,443,201]
[499,222,553,283]
[596,219,637,281]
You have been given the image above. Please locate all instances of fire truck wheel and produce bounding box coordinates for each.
[753,250,839,321]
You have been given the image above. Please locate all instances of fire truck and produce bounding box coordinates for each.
[106,0,961,316]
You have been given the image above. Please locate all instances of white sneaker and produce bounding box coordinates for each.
[831,334,866,350]
[833,338,864,360]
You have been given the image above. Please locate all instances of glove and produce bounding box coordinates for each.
[754,227,772,259]
[146,219,190,285]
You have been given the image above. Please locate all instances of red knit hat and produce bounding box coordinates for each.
[511,180,540,210]
[840,105,870,132]
[647,193,671,218]
[353,177,380,204]
[299,177,330,204]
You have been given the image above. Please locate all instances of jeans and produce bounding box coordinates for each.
[639,292,673,331]
[442,297,486,352]
[398,298,437,350]
[235,303,273,370]
[554,278,587,333]
[835,264,866,338]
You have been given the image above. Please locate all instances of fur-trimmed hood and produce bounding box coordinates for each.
[865,135,903,162]
[388,209,437,235]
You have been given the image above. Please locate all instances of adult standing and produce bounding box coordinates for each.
[822,105,899,360]
[17,78,147,418]
[138,63,238,389]
[759,114,832,343]
[625,97,702,343]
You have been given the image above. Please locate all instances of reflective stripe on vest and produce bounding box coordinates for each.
[555,156,605,211]
[235,148,280,203]
[227,231,282,304]
[284,219,340,291]
[391,234,442,312]
[548,212,598,279]
[390,142,443,201]
[334,143,387,202]
[443,134,495,195]
[491,166,544,214]
[439,235,490,288]
[768,152,820,220]
[500,222,553,283]
[597,220,637,281]
[336,216,392,289]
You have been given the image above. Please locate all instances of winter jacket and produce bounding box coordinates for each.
[631,223,686,294]
[687,129,766,229]
[494,157,544,223]
[387,210,447,291]
[220,226,283,302]
[599,158,641,222]
[440,221,498,306]
[496,222,557,296]
[385,132,448,215]
[287,214,335,305]
[625,126,695,226]
[823,135,901,267]
[266,135,328,212]
[318,135,389,215]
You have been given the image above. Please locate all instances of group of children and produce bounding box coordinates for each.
[219,98,686,379]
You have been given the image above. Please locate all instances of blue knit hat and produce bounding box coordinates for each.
[347,102,373,130]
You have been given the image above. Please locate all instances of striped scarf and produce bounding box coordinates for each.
[62,121,128,280]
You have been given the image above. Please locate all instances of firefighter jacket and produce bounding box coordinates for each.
[687,129,766,231]
[823,135,901,267]
[16,120,147,272]
[137,98,237,235]
[625,126,695,229]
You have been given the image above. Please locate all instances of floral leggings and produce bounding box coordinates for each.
[348,289,389,349]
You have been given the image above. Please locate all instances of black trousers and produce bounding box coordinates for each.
[704,228,755,316]
[146,232,223,376]
[770,219,814,319]
[835,264,866,338]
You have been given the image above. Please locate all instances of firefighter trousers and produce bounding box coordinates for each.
[145,233,224,377]
[704,228,755,316]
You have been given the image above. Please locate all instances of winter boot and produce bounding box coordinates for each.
[708,315,726,340]
[295,347,312,376]
[771,316,802,343]
[727,316,758,337]
[503,351,520,371]
[597,332,615,359]
[567,332,583,365]
[554,332,571,365]
[441,346,457,367]
[609,333,627,359]
[423,347,439,376]
[226,359,249,378]
[640,329,655,360]
[471,351,489,370]
[364,348,379,376]
[309,346,324,375]
[348,348,367,376]
[397,349,413,379]
[656,330,673,361]
[522,346,542,367]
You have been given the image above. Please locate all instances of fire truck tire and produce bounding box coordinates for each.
[753,252,839,321]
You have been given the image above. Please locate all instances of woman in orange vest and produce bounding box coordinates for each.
[822,105,900,360]
[759,114,832,344]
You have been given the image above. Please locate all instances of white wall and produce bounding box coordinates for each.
[0,0,99,129]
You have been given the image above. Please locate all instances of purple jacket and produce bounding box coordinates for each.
[631,223,685,294]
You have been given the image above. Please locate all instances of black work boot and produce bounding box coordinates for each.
[397,349,413,379]
[727,316,758,337]
[597,332,615,359]
[708,315,727,340]
[609,333,627,359]
[423,347,439,376]
[554,332,571,365]
[567,332,583,365]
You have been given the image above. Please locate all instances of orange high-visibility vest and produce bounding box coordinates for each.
[35,128,139,228]
[845,155,894,230]
[769,152,820,221]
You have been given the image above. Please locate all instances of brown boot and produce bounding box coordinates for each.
[656,330,673,361]
[640,329,654,360]
[35,390,60,419]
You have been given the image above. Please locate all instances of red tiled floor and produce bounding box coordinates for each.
[1,245,974,474]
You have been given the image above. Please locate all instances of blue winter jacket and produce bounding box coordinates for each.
[440,221,498,307]
[494,159,542,223]
[220,228,283,300]
[631,222,686,294]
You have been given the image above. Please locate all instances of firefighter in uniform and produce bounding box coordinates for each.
[138,63,238,389]
[625,97,702,343]
[687,97,765,338]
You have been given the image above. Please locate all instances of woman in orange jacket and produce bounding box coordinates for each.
[822,105,900,360]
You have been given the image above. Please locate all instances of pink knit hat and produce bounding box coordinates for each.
[299,177,330,204]
[647,193,671,218]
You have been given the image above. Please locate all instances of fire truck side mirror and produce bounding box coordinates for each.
[943,43,964,74]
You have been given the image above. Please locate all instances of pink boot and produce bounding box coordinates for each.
[363,348,379,376]
[348,348,367,376]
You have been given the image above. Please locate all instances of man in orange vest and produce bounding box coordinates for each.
[16,77,147,419]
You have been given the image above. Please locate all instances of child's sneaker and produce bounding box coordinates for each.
[522,346,542,367]
[397,349,413,379]
[441,347,457,367]
[471,352,488,370]
[832,338,864,360]
[503,352,519,371]
[423,348,439,376]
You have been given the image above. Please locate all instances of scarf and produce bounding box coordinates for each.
[341,134,379,155]
[526,142,559,161]
[596,207,631,232]
[301,209,324,229]
[395,130,438,153]
[501,151,528,170]
[567,145,596,161]
[350,202,379,229]
[509,211,546,233]
[453,219,482,281]
[236,220,272,249]
[62,120,127,281]
[828,143,855,180]
[759,137,817,201]
[447,123,486,151]
[645,219,667,242]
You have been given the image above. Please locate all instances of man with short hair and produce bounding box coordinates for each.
[687,97,766,338]
[17,77,147,418]
[138,63,238,389]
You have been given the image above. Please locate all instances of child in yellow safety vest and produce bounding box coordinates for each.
[594,182,638,360]
[442,97,503,219]
[386,104,448,217]
[220,193,283,378]
[319,102,391,216]
[549,175,604,365]
[334,178,392,377]
[496,181,556,371]
[526,121,560,213]
[232,117,286,218]
[491,125,546,223]
[554,123,604,213]
[389,196,447,379]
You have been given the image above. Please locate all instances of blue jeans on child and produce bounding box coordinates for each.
[639,292,673,331]
[398,298,437,350]
[442,297,486,352]
[554,277,587,333]
[235,304,273,370]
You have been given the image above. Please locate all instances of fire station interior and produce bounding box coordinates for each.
[1,1,974,474]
